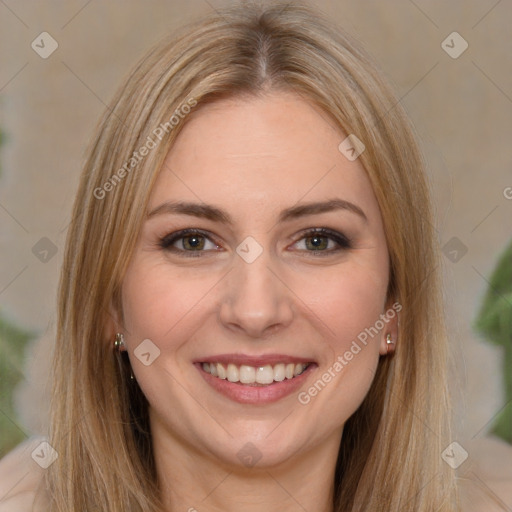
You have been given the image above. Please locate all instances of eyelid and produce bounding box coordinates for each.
[159,227,352,256]
[159,228,222,255]
[288,227,352,252]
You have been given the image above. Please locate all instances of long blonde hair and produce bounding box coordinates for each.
[45,1,458,510]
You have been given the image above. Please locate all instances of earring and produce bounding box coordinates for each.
[114,333,134,380]
[386,333,395,354]
[114,332,125,351]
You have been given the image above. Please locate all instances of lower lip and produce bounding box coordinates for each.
[195,363,317,404]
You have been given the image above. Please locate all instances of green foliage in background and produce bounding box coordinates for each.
[0,312,34,457]
[0,127,34,457]
[474,239,512,444]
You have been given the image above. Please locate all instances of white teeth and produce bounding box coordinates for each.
[273,363,285,382]
[202,361,309,384]
[256,365,274,384]
[216,363,227,379]
[239,365,256,384]
[294,363,304,376]
[226,363,239,382]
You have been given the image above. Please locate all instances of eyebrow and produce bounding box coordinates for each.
[146,198,368,224]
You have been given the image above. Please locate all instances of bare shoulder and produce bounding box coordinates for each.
[458,436,512,512]
[0,436,50,511]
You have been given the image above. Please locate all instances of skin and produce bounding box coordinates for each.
[113,91,397,512]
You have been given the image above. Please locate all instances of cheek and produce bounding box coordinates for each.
[294,258,388,422]
[298,258,389,350]
[119,261,206,406]
[121,260,217,342]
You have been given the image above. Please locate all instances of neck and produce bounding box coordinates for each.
[153,426,341,512]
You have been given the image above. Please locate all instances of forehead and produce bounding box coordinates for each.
[149,91,377,219]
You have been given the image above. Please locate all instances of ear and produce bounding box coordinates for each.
[378,299,401,356]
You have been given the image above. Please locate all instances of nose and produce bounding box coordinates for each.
[218,249,294,339]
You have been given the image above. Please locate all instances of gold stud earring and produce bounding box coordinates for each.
[114,333,134,380]
[114,332,125,351]
[386,333,395,354]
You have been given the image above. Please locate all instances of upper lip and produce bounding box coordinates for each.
[194,353,315,367]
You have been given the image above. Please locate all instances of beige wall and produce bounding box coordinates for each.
[1,0,511,455]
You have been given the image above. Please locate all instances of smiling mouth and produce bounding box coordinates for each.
[200,362,312,386]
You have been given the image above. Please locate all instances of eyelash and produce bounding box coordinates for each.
[158,227,352,258]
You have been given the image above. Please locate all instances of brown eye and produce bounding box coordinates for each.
[160,229,221,256]
[180,233,206,250]
[292,228,352,253]
[304,234,330,251]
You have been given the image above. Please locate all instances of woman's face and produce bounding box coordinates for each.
[118,91,396,469]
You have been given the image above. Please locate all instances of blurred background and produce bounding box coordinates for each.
[0,0,511,507]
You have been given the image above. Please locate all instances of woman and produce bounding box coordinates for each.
[0,2,459,510]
